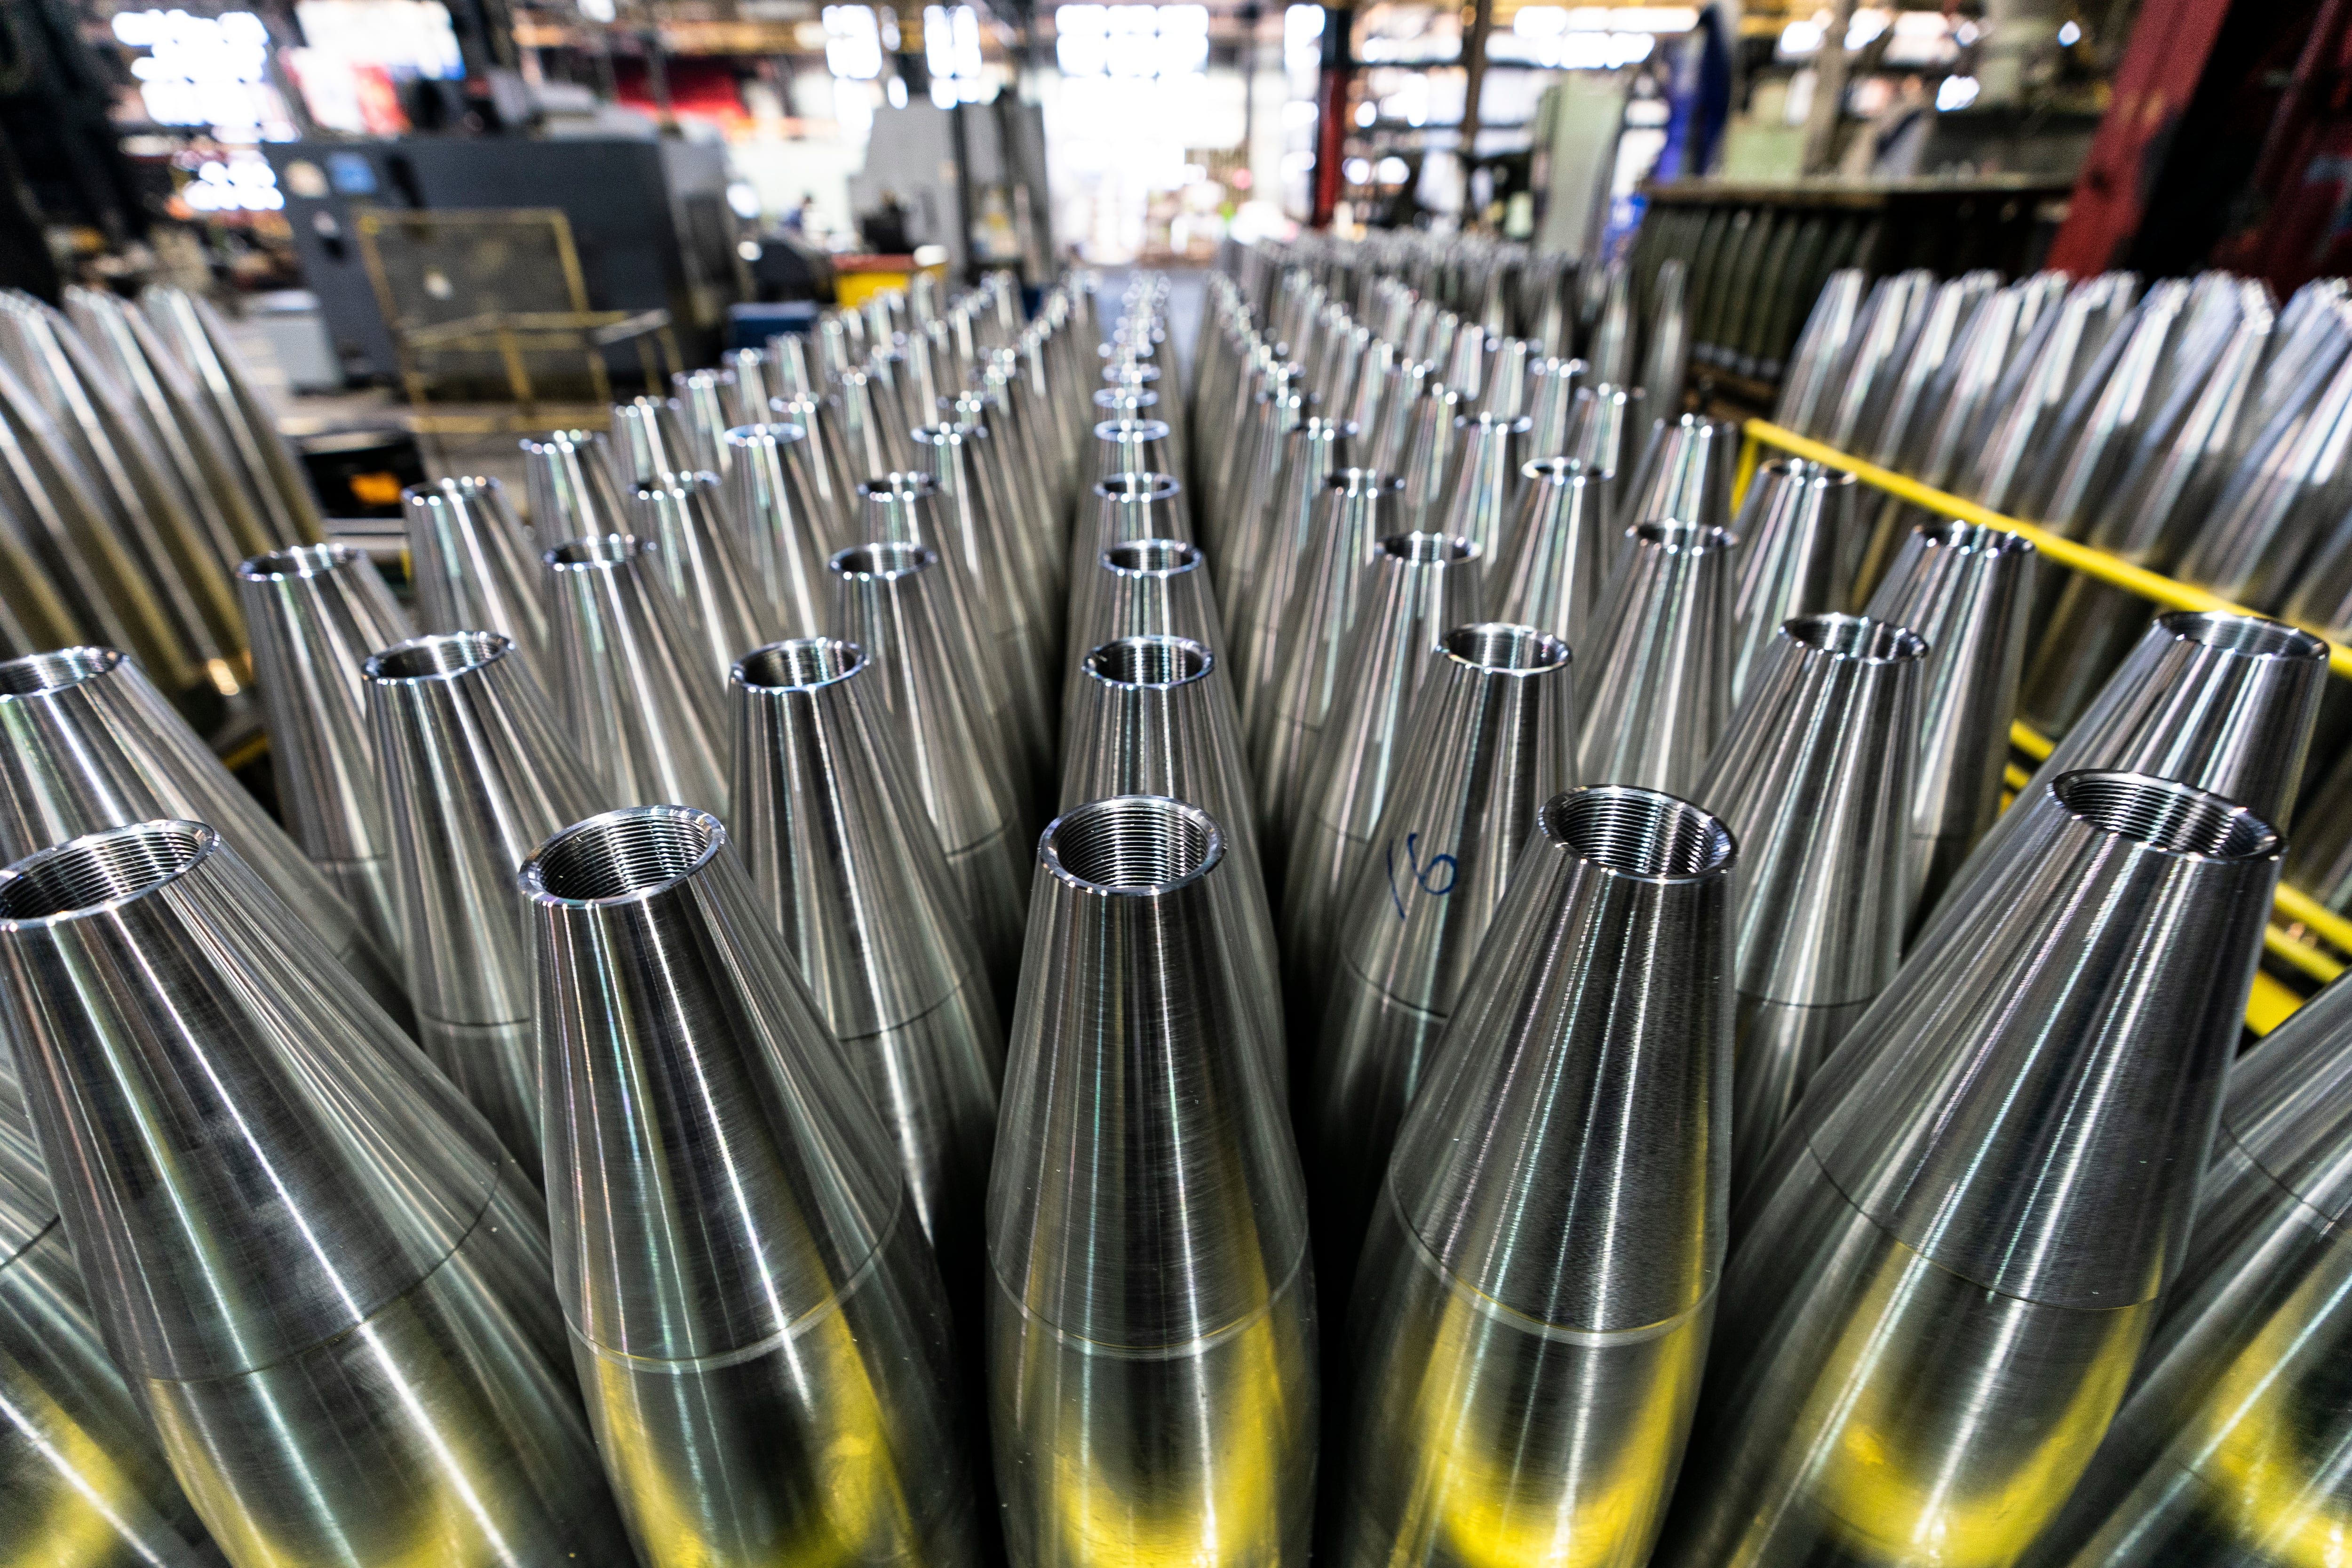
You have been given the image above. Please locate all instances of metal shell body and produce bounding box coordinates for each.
[1315,625,1577,1283]
[1694,613,1923,1193]
[1926,609,2326,948]
[367,630,604,1167]
[1726,460,1859,701]
[0,820,623,1567]
[988,796,1316,1567]
[634,472,772,686]
[1339,788,1735,1568]
[1577,520,1737,796]
[1065,537,1227,723]
[724,420,835,635]
[235,542,415,960]
[1861,520,2037,923]
[1249,469,1402,845]
[524,807,977,1568]
[0,645,408,1023]
[403,475,552,679]
[1493,456,1606,648]
[1285,532,1485,989]
[2023,972,2352,1567]
[730,638,1003,1276]
[0,1068,210,1566]
[1657,772,2283,1568]
[830,541,1031,994]
[542,532,731,815]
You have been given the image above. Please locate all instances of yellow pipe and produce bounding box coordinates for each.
[1742,419,2352,685]
[2266,926,2344,987]
[2248,968,2311,1036]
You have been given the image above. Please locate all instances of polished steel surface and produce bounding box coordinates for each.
[730,638,1002,1279]
[1726,459,1859,702]
[0,346,201,696]
[1060,634,1283,1089]
[1577,519,1737,796]
[541,532,731,815]
[988,796,1316,1566]
[829,541,1030,996]
[0,819,625,1567]
[2023,971,2352,1567]
[1926,609,2327,950]
[0,291,246,663]
[520,429,632,541]
[366,630,603,1168]
[1562,383,1644,573]
[1314,624,1577,1288]
[1860,519,2037,925]
[763,392,859,546]
[1437,411,1528,562]
[235,541,414,960]
[855,473,1040,811]
[0,1061,212,1566]
[604,394,699,493]
[1339,787,1734,1568]
[403,474,553,683]
[633,472,773,685]
[1639,256,1692,411]
[672,367,739,476]
[1693,613,1922,1195]
[1284,532,1485,992]
[141,287,324,546]
[1657,771,2282,1568]
[523,806,978,1568]
[1229,417,1352,666]
[914,422,1056,778]
[1064,537,1228,724]
[724,420,835,635]
[1618,414,1736,544]
[0,645,408,1022]
[1248,468,1402,845]
[1492,456,1607,649]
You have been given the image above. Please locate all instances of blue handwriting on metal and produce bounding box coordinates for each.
[1385,832,1457,919]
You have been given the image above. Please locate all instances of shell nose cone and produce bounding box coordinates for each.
[0,817,629,1563]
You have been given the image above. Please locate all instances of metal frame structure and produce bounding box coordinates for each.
[1736,415,2352,1034]
[354,207,683,432]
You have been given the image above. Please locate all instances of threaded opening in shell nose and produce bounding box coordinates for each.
[529,808,723,901]
[0,647,122,694]
[2054,772,2280,859]
[0,822,207,916]
[238,543,354,580]
[832,541,930,578]
[369,632,509,680]
[1443,623,1569,673]
[1049,796,1216,890]
[1096,472,1181,503]
[1106,539,1199,574]
[1087,636,1210,686]
[1519,457,1586,485]
[1094,417,1172,443]
[1919,520,2031,556]
[738,638,863,688]
[1786,613,1927,664]
[1630,520,1736,554]
[1545,789,1734,879]
[858,472,935,499]
[548,533,641,568]
[2166,611,2326,661]
[1383,532,1477,565]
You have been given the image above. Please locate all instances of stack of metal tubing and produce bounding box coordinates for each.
[0,242,2344,1568]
